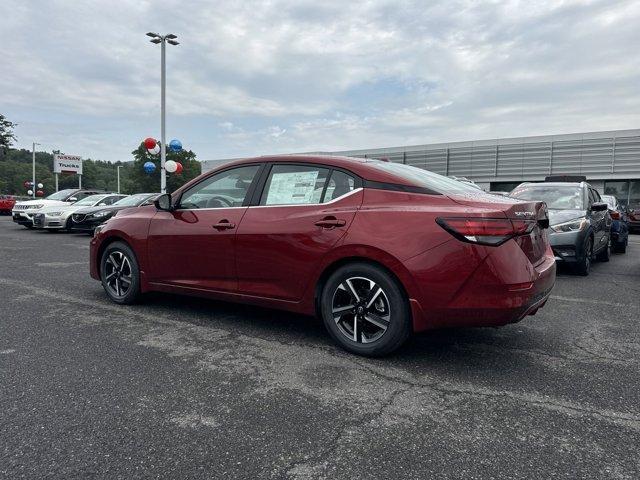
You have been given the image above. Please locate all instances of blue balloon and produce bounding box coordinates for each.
[169,139,182,152]
[143,161,156,174]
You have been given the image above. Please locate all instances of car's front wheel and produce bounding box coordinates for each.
[320,262,411,357]
[100,241,141,304]
[574,237,593,276]
[596,238,610,262]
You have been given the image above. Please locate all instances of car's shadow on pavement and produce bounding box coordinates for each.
[132,290,546,373]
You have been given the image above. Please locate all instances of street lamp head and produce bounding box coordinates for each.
[150,38,162,44]
[165,34,177,39]
[167,39,179,46]
[146,32,160,38]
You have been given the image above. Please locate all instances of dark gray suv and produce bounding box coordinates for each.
[510,177,611,276]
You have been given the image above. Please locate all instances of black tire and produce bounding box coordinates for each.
[23,224,34,229]
[574,237,593,276]
[320,262,411,357]
[596,238,610,262]
[612,239,627,254]
[100,241,141,304]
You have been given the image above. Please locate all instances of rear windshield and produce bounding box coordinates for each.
[366,162,483,195]
[511,185,584,210]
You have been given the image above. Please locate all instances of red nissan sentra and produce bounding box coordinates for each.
[90,155,556,356]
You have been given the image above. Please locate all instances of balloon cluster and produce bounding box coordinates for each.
[142,137,184,174]
[24,181,44,196]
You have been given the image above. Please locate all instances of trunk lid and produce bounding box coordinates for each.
[447,192,549,264]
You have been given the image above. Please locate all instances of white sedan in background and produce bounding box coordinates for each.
[32,194,127,231]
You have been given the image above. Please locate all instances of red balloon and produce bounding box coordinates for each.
[175,162,183,174]
[144,137,157,149]
[36,190,44,197]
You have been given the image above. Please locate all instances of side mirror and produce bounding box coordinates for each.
[591,202,608,212]
[154,193,173,211]
[67,197,78,202]
[98,202,107,206]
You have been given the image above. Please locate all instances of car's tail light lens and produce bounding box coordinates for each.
[436,217,535,246]
[610,211,620,220]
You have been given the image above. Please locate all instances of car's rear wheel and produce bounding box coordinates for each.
[574,237,593,276]
[612,237,627,254]
[100,241,140,304]
[320,263,411,357]
[596,239,610,262]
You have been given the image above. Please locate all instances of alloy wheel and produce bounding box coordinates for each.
[104,250,133,298]
[331,276,391,344]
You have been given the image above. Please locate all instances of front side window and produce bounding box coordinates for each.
[600,195,617,210]
[179,165,260,209]
[260,165,330,206]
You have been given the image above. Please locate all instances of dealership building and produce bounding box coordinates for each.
[201,128,640,207]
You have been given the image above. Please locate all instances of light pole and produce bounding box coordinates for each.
[146,32,179,194]
[32,142,41,198]
[116,165,123,193]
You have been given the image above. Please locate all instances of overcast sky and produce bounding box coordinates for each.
[1,0,639,162]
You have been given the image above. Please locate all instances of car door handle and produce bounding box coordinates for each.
[213,220,235,230]
[314,216,346,229]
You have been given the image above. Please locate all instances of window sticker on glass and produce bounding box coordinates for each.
[266,170,320,205]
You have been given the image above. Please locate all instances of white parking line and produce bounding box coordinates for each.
[550,295,638,309]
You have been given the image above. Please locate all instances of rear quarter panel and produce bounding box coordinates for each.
[300,189,498,327]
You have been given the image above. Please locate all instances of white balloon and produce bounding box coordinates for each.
[37,183,43,189]
[27,189,33,195]
[148,144,160,155]
[165,160,178,173]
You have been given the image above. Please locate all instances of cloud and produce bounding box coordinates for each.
[1,0,639,162]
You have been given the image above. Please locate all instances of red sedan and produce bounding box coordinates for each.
[0,195,16,215]
[90,155,556,356]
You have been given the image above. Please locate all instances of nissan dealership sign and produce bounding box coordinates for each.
[53,154,83,175]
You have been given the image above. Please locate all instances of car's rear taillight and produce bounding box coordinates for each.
[610,211,620,220]
[436,217,535,246]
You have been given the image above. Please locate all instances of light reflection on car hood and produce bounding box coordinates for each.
[548,209,586,225]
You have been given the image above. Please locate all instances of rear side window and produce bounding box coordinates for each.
[260,165,330,206]
[325,170,356,201]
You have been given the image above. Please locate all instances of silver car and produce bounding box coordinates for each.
[32,194,127,230]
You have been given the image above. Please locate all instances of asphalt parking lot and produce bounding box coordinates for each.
[1,215,639,479]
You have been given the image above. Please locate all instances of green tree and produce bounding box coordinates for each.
[1,114,18,160]
[127,142,200,193]
[0,114,17,149]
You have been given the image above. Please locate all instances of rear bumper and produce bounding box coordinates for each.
[405,239,556,332]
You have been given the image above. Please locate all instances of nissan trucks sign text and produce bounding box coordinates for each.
[53,154,83,175]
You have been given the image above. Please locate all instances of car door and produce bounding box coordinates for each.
[147,164,262,292]
[235,164,363,301]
